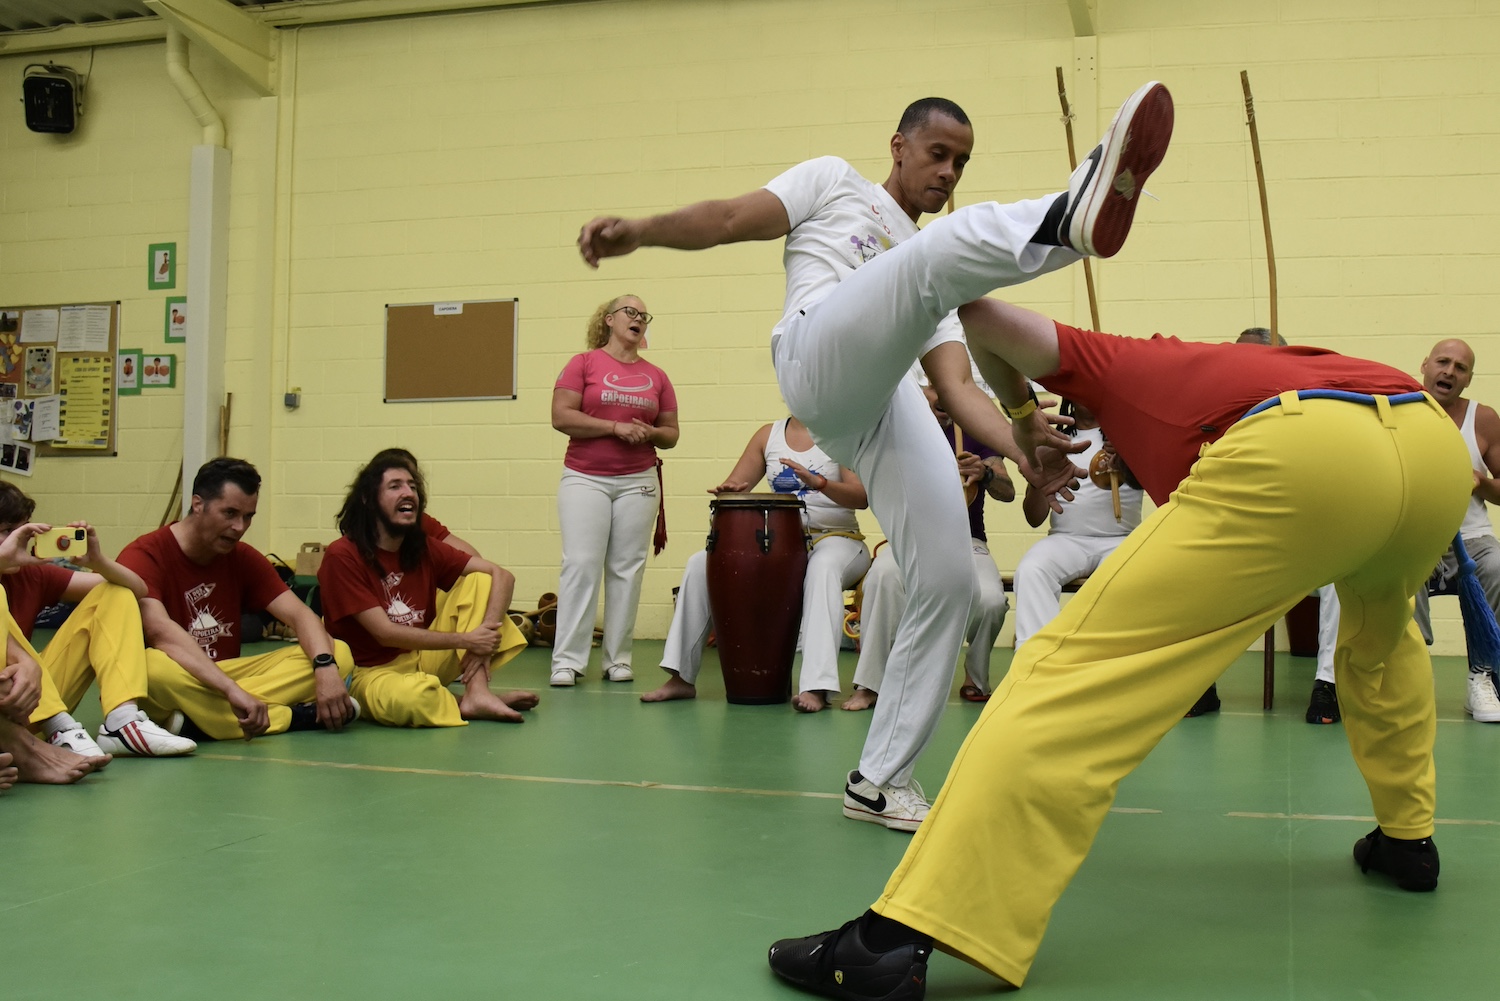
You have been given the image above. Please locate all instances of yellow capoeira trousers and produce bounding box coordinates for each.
[141,641,354,741]
[349,572,528,728]
[19,584,149,724]
[874,394,1472,987]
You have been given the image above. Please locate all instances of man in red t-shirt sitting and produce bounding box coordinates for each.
[318,450,532,727]
[0,483,195,757]
[119,459,356,741]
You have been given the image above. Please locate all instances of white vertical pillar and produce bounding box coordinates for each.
[182,143,230,513]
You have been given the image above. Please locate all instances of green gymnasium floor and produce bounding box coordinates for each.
[4,642,1497,1000]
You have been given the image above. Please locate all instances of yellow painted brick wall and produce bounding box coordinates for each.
[2,0,1497,656]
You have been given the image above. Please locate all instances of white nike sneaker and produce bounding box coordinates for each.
[842,770,930,832]
[96,711,197,756]
[48,725,106,757]
[1465,671,1500,723]
[1059,81,1175,258]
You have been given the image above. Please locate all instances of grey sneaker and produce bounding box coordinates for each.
[842,770,930,833]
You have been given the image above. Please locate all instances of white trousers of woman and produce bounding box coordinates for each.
[660,535,871,693]
[553,467,658,676]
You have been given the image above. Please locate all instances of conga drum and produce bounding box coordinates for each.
[705,492,809,704]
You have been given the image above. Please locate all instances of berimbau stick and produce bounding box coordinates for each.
[1243,69,1280,707]
[1056,66,1102,331]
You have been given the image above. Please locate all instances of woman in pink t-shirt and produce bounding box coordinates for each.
[549,294,679,686]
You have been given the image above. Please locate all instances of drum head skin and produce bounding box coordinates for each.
[711,491,806,508]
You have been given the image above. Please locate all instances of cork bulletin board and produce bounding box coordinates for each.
[0,300,118,459]
[384,298,518,402]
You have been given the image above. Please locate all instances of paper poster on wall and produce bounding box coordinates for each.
[58,304,111,352]
[24,346,53,394]
[148,242,176,290]
[19,309,58,344]
[10,399,34,441]
[142,353,175,388]
[54,353,112,448]
[0,440,35,476]
[0,322,20,394]
[164,297,186,343]
[31,396,60,441]
[117,350,141,395]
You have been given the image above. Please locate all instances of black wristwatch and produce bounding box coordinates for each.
[312,652,337,670]
[980,464,996,488]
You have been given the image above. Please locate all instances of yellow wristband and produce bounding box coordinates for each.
[1003,396,1039,420]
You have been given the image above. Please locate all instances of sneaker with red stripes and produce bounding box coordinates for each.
[96,711,197,757]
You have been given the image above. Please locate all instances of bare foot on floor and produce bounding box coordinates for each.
[792,690,828,713]
[459,688,525,723]
[0,750,16,791]
[841,687,877,712]
[11,729,110,783]
[641,674,696,703]
[501,690,540,711]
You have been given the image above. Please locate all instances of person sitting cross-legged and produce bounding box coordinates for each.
[318,450,533,727]
[119,458,358,741]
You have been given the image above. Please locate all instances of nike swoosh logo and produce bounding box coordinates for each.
[846,786,887,812]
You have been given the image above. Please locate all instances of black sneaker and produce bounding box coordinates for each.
[1353,827,1439,892]
[1184,684,1220,718]
[768,915,931,1001]
[288,697,362,732]
[1305,679,1341,724]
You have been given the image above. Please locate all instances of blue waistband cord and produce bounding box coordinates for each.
[1241,389,1428,421]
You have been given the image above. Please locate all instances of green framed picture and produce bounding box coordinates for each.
[141,352,175,389]
[147,242,176,290]
[117,349,142,396]
[164,296,186,342]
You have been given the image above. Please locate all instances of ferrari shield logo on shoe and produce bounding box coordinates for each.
[834,971,843,985]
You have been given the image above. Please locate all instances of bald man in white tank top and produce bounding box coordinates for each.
[1308,338,1500,724]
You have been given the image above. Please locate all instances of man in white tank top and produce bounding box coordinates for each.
[1306,338,1500,724]
[642,418,871,711]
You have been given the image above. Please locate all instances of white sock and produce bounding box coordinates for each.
[40,712,81,736]
[104,702,142,731]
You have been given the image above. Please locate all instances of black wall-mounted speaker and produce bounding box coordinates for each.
[23,66,81,134]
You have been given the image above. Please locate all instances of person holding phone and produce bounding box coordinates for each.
[0,483,196,757]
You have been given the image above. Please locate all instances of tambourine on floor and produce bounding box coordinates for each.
[6,632,1493,1001]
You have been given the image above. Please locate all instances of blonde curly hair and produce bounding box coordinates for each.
[585,294,644,350]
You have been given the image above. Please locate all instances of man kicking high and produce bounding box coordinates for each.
[579,83,1175,829]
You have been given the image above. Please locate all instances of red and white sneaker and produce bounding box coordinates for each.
[96,711,197,756]
[1060,81,1175,258]
[48,725,106,758]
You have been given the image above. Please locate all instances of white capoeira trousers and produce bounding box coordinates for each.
[853,542,1009,697]
[773,196,1078,788]
[553,467,659,675]
[1013,534,1128,646]
[659,536,871,692]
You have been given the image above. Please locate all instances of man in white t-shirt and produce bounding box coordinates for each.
[579,85,1174,832]
[1306,338,1500,725]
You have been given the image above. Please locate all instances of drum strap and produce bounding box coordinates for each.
[809,530,865,549]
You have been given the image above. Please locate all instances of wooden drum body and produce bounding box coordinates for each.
[704,493,809,705]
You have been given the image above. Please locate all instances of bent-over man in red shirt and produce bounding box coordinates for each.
[769,298,1472,998]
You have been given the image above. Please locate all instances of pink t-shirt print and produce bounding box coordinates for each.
[555,349,678,477]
